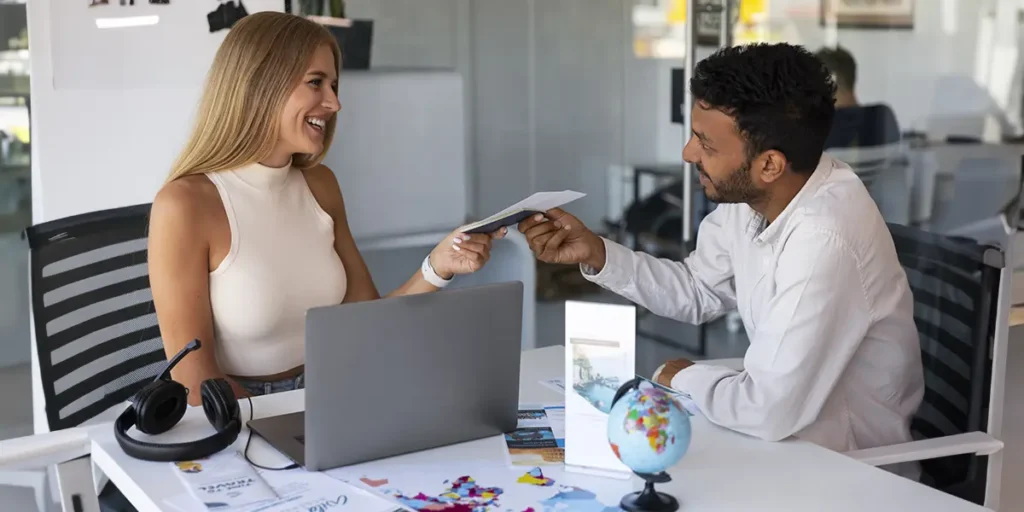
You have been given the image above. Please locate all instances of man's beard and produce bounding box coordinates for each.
[697,158,765,204]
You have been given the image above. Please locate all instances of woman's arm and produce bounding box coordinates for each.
[149,178,251,405]
[302,165,500,303]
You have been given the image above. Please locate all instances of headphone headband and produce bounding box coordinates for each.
[114,408,241,462]
[114,340,241,462]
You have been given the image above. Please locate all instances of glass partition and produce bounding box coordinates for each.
[0,0,31,447]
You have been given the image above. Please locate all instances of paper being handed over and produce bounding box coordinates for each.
[459,190,585,234]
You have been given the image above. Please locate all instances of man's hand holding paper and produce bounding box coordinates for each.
[459,190,585,235]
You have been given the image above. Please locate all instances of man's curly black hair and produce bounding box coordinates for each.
[690,42,837,174]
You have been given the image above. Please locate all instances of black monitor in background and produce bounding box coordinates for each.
[325,21,374,70]
[671,68,685,124]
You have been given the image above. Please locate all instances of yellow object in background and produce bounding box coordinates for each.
[740,0,766,24]
[11,126,29,144]
[668,0,686,24]
[667,0,767,26]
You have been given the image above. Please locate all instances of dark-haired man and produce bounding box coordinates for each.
[815,45,902,150]
[518,43,923,478]
[815,45,858,108]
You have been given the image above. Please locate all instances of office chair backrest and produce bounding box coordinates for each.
[887,222,1003,495]
[24,203,166,432]
[826,103,902,150]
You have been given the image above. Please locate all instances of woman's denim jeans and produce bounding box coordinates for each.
[234,373,305,396]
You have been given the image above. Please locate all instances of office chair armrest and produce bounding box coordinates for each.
[698,357,744,371]
[844,432,1003,467]
[0,428,92,470]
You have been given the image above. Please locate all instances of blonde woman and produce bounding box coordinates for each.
[148,12,504,405]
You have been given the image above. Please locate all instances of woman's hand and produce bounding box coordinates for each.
[428,226,507,278]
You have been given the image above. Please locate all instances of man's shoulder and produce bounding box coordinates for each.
[791,162,887,243]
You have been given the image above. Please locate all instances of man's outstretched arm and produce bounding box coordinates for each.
[580,207,738,326]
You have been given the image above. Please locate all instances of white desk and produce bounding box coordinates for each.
[89,346,988,511]
[998,308,1024,509]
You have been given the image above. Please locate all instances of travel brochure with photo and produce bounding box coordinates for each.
[504,405,566,466]
[571,339,628,415]
[566,337,634,476]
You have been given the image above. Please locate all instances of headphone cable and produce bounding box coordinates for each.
[242,396,299,471]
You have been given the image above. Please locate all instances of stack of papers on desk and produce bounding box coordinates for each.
[165,452,399,512]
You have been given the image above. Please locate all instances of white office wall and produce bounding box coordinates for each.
[327,71,467,239]
[343,0,477,219]
[349,0,675,227]
[471,0,675,227]
[26,0,287,223]
[532,0,626,223]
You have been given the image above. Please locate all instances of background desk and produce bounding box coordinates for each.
[89,346,988,511]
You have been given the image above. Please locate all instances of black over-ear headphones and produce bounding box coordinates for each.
[114,339,242,462]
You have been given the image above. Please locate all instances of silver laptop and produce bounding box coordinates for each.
[247,281,523,471]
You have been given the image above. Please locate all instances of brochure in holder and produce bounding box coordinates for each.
[563,301,636,479]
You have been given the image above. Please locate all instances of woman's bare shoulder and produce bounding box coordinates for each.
[300,164,345,215]
[151,174,224,231]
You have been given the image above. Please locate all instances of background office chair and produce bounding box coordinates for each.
[0,203,161,512]
[846,222,1006,506]
[825,103,902,150]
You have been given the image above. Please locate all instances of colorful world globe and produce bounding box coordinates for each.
[606,384,691,475]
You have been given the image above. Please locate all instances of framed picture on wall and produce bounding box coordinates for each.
[820,0,914,30]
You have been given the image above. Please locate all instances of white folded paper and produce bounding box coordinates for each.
[170,451,276,510]
[166,452,397,512]
[460,190,586,234]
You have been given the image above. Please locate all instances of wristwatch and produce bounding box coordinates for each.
[421,255,453,288]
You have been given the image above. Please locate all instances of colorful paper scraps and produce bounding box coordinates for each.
[388,475,502,511]
[516,468,555,487]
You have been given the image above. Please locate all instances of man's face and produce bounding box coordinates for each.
[682,103,766,204]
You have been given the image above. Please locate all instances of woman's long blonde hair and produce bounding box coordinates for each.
[166,12,341,182]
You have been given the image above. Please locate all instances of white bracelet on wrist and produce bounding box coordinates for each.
[421,255,453,288]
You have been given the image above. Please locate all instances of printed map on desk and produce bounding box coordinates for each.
[329,462,631,512]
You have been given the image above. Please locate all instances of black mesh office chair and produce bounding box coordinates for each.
[887,222,1003,505]
[25,203,162,512]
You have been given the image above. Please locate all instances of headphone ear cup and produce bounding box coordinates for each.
[133,380,188,436]
[201,378,239,432]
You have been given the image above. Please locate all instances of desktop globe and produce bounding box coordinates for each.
[607,378,691,512]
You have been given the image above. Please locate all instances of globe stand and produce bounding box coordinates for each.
[620,471,678,512]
